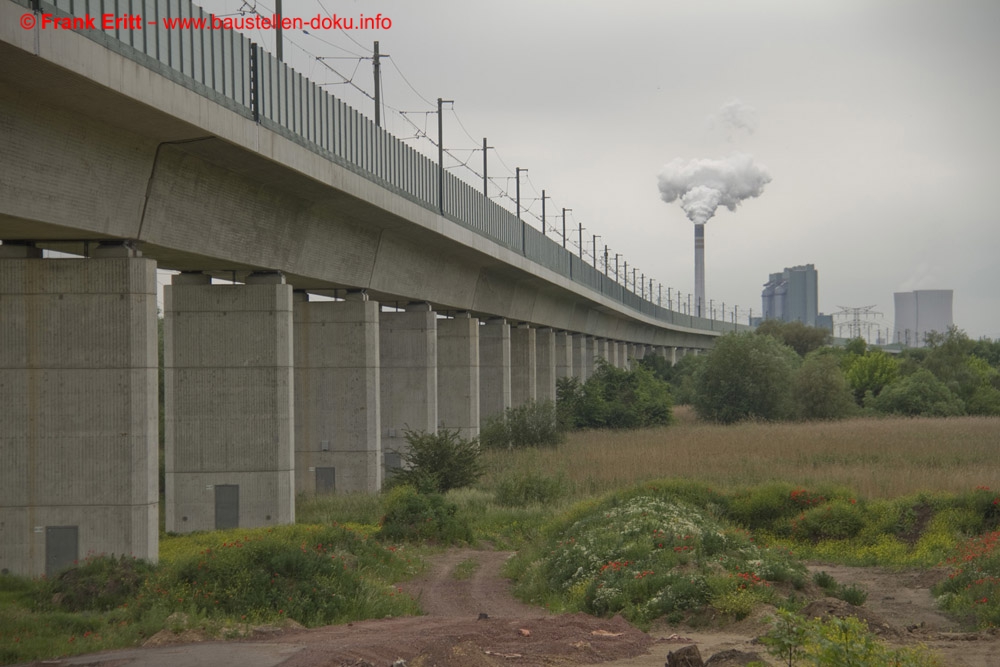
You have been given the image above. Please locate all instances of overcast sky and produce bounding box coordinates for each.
[195,0,1000,340]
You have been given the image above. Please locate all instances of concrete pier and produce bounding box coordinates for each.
[437,313,480,440]
[572,334,589,381]
[380,303,437,474]
[164,272,295,533]
[479,318,511,419]
[294,292,381,494]
[510,324,537,407]
[0,248,158,577]
[555,331,574,381]
[535,328,557,403]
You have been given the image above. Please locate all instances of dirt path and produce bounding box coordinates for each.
[44,548,1000,667]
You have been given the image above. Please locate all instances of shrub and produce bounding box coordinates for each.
[154,525,417,625]
[480,400,564,449]
[762,612,940,666]
[693,332,800,423]
[844,350,898,404]
[727,483,804,531]
[378,485,472,544]
[564,360,673,429]
[388,428,484,494]
[756,319,831,357]
[792,351,856,420]
[866,368,965,417]
[792,499,866,541]
[42,555,154,612]
[934,530,1000,628]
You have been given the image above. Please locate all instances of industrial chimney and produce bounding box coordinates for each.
[694,223,705,317]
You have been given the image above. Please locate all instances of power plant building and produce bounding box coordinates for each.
[760,264,832,330]
[893,290,953,347]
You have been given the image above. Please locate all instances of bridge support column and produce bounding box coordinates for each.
[586,337,599,377]
[380,303,438,475]
[294,291,381,495]
[165,271,295,533]
[511,324,537,407]
[535,328,556,404]
[625,343,636,365]
[670,347,678,366]
[479,318,511,419]
[0,245,158,577]
[437,313,480,440]
[572,335,589,381]
[596,339,609,366]
[554,331,574,381]
[609,341,621,368]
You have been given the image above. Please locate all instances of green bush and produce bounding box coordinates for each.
[934,530,1000,628]
[756,320,831,357]
[727,483,804,531]
[792,499,866,541]
[793,351,856,420]
[42,555,154,613]
[761,611,940,667]
[378,485,472,544]
[845,350,899,405]
[559,360,673,430]
[693,332,800,423]
[480,400,564,450]
[866,368,965,417]
[387,428,484,494]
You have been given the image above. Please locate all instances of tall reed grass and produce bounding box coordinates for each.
[481,408,1000,500]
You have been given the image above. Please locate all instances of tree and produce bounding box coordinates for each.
[844,350,899,405]
[557,361,673,429]
[693,332,800,423]
[756,320,831,357]
[387,429,484,494]
[793,350,856,420]
[866,369,965,417]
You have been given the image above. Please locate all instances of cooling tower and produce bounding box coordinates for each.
[694,223,705,316]
[893,289,953,347]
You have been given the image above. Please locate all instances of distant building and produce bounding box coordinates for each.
[760,264,832,330]
[893,290,953,347]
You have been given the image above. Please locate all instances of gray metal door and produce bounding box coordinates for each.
[215,485,239,529]
[316,467,336,494]
[45,526,78,577]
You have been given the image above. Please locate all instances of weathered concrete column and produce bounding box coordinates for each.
[510,324,537,407]
[586,336,600,377]
[535,328,557,404]
[554,331,574,380]
[437,313,480,440]
[294,291,381,495]
[479,318,511,419]
[596,338,609,366]
[572,334,589,381]
[165,271,295,534]
[670,347,678,366]
[0,245,158,577]
[380,303,437,473]
[609,341,621,368]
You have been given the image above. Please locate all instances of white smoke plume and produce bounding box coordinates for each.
[710,98,758,140]
[657,154,772,225]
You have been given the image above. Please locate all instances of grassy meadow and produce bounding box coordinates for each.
[482,407,1000,500]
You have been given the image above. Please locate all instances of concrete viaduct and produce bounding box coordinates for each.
[0,0,743,577]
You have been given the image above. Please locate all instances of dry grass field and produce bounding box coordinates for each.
[483,407,1000,499]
